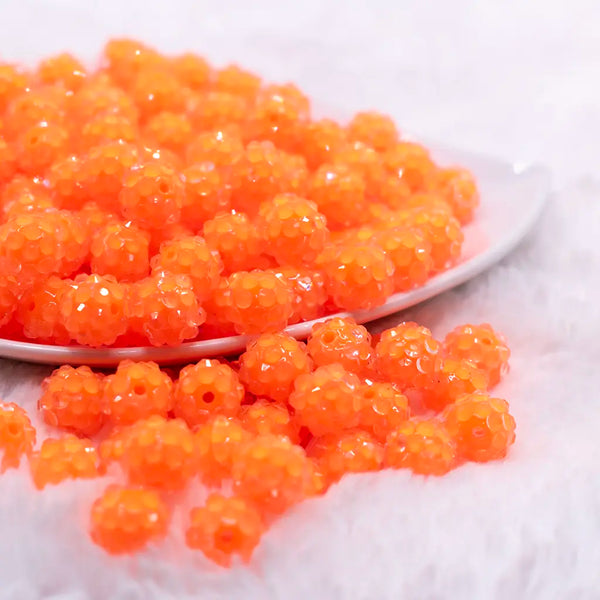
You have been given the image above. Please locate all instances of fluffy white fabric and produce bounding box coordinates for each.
[0,1,598,598]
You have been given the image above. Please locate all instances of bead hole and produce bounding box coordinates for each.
[202,392,215,404]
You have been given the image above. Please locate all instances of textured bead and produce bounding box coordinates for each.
[79,113,138,151]
[37,52,87,91]
[441,392,516,462]
[29,435,100,489]
[117,415,198,490]
[17,121,69,175]
[60,274,128,347]
[90,485,170,555]
[128,272,205,346]
[433,167,480,224]
[174,359,244,428]
[188,91,247,133]
[307,317,373,375]
[0,64,29,113]
[442,323,510,387]
[374,322,440,390]
[358,381,409,442]
[332,141,387,197]
[186,493,264,567]
[215,64,261,99]
[0,274,19,329]
[347,111,399,152]
[289,364,362,436]
[317,242,395,311]
[103,360,173,426]
[385,418,456,476]
[150,236,222,302]
[213,270,294,335]
[143,111,193,155]
[239,399,300,444]
[102,38,165,88]
[307,429,383,486]
[39,365,105,436]
[239,333,312,403]
[232,434,316,514]
[0,402,36,472]
[90,220,150,282]
[383,142,437,192]
[130,68,184,120]
[185,129,244,173]
[257,194,329,267]
[298,118,347,169]
[171,53,211,90]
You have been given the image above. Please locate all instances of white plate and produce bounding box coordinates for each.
[0,144,550,366]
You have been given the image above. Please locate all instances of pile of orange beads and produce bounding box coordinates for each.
[0,318,515,566]
[0,39,478,347]
[0,41,516,569]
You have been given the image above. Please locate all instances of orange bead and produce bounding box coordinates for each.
[147,222,194,256]
[90,485,170,555]
[171,53,212,90]
[332,141,386,197]
[0,136,17,183]
[317,242,395,311]
[0,274,18,329]
[298,118,347,169]
[143,111,193,155]
[180,163,232,230]
[185,129,244,173]
[383,142,437,192]
[80,141,140,214]
[239,399,300,444]
[257,194,330,267]
[90,220,150,282]
[29,435,100,489]
[60,274,128,347]
[4,87,66,139]
[239,333,312,403]
[46,155,86,210]
[16,121,70,175]
[0,63,29,113]
[103,360,173,426]
[0,402,36,472]
[203,211,263,274]
[131,67,184,121]
[16,276,71,343]
[215,64,261,99]
[195,415,251,486]
[128,272,204,346]
[79,113,138,151]
[385,418,456,476]
[347,111,399,151]
[375,226,433,291]
[188,91,247,133]
[289,364,362,436]
[441,392,516,462]
[308,163,367,230]
[424,357,489,412]
[213,270,294,335]
[174,359,244,428]
[150,236,222,302]
[71,80,139,124]
[307,317,373,375]
[269,266,328,324]
[431,167,480,225]
[186,493,264,567]
[102,38,165,87]
[307,429,383,486]
[359,382,409,442]
[37,52,87,90]
[2,174,55,219]
[116,415,198,490]
[442,323,510,388]
[232,434,316,514]
[374,322,440,390]
[39,365,105,436]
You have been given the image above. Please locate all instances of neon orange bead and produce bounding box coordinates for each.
[347,111,399,152]
[16,121,70,175]
[290,364,362,436]
[39,365,105,436]
[0,136,17,183]
[269,266,328,324]
[174,359,244,428]
[307,317,373,375]
[441,392,516,462]
[4,87,66,139]
[128,272,204,346]
[0,64,29,113]
[60,274,128,347]
[143,111,193,156]
[37,52,87,90]
[171,53,211,90]
[0,274,18,329]
[16,276,71,343]
[186,493,264,567]
[195,415,251,486]
[116,415,198,490]
[213,270,294,335]
[332,141,386,197]
[383,142,437,192]
[257,194,329,267]
[0,402,36,472]
[239,333,312,403]
[298,118,347,169]
[442,323,510,387]
[130,67,184,121]
[90,220,150,282]
[103,360,173,426]
[374,322,441,390]
[188,91,247,133]
[317,242,395,311]
[307,429,383,486]
[150,236,222,302]
[232,434,316,514]
[359,382,409,442]
[215,64,261,99]
[102,39,165,87]
[71,80,139,124]
[385,418,456,476]
[90,485,170,555]
[203,211,263,274]
[46,155,86,210]
[29,435,100,489]
[239,399,300,444]
[79,113,138,151]
[185,129,244,173]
